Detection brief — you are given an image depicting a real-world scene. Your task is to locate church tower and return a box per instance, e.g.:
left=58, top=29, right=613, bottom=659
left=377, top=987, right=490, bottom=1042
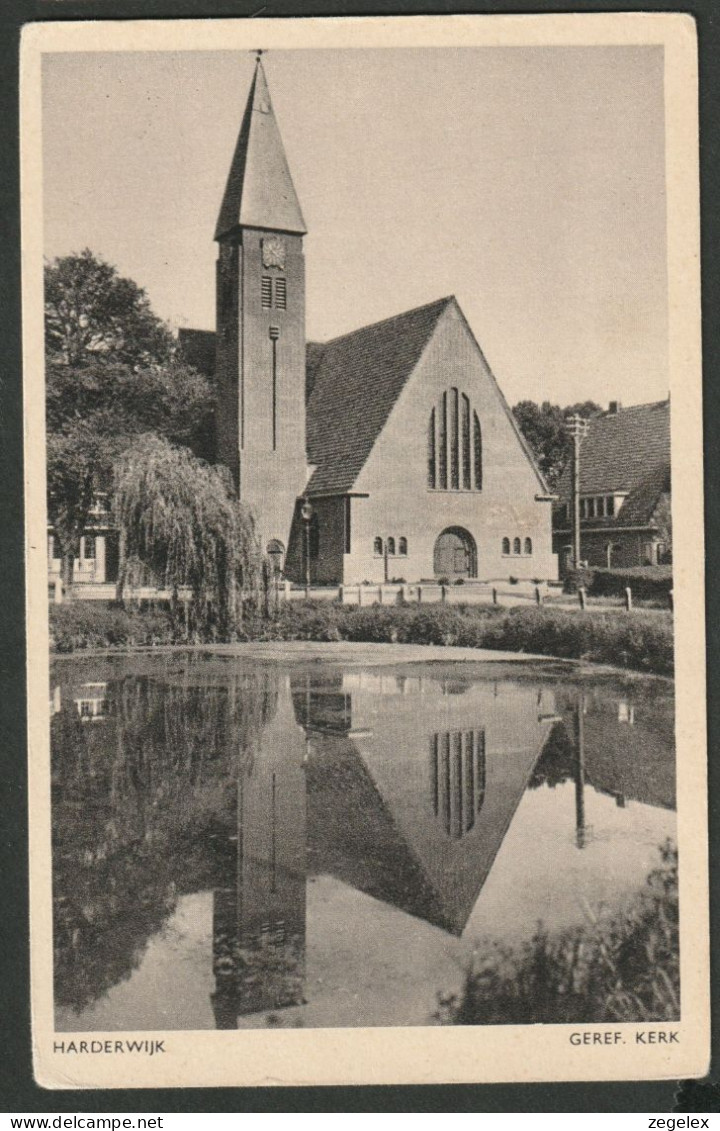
left=215, top=56, right=308, bottom=563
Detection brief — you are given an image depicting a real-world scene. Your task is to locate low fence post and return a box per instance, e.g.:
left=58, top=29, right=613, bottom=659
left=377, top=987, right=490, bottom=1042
left=492, top=586, right=498, bottom=606
left=534, top=585, right=542, bottom=606
left=358, top=585, right=363, bottom=608
left=399, top=584, right=407, bottom=605
left=338, top=584, right=344, bottom=604
left=624, top=586, right=633, bottom=612
left=441, top=584, right=447, bottom=603
left=578, top=586, right=587, bottom=611
left=378, top=585, right=383, bottom=605
left=417, top=586, right=422, bottom=605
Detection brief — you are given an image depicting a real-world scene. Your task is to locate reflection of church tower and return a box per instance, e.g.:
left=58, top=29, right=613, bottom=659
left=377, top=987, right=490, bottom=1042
left=212, top=675, right=307, bottom=1027
left=215, top=56, right=309, bottom=559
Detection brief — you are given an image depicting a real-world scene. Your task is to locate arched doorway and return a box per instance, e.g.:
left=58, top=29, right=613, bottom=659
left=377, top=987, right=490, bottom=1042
left=266, top=539, right=285, bottom=577
left=433, top=527, right=477, bottom=580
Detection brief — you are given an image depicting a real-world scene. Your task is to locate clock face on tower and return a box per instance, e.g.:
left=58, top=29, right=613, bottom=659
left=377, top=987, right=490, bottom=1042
left=262, top=236, right=286, bottom=270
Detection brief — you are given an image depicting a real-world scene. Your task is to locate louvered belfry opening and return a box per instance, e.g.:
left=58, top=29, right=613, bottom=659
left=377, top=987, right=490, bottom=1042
left=427, top=388, right=483, bottom=490
left=431, top=730, right=486, bottom=839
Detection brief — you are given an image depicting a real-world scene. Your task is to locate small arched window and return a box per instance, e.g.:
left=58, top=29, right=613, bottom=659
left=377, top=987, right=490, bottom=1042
left=373, top=537, right=383, bottom=556
left=387, top=537, right=396, bottom=556
left=524, top=537, right=533, bottom=555
left=399, top=537, right=408, bottom=556
left=502, top=537, right=510, bottom=555
left=513, top=537, right=521, bottom=555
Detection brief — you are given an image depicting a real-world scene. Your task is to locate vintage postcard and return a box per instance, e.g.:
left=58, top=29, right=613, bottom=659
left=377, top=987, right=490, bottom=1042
left=22, top=14, right=708, bottom=1089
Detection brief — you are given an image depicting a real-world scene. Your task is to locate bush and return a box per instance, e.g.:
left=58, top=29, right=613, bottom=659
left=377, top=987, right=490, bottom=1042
left=567, top=566, right=672, bottom=602
left=436, top=842, right=678, bottom=1025
left=50, top=601, right=175, bottom=653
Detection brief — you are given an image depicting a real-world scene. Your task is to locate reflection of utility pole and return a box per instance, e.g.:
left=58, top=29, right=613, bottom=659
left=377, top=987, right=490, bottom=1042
left=574, top=691, right=587, bottom=849
left=566, top=415, right=589, bottom=570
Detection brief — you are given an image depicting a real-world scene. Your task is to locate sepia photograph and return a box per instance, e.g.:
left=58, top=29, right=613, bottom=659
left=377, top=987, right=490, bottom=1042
left=22, top=14, right=707, bottom=1088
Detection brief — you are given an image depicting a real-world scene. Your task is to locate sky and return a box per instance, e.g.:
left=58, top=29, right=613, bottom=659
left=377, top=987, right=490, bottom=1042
left=42, top=46, right=668, bottom=408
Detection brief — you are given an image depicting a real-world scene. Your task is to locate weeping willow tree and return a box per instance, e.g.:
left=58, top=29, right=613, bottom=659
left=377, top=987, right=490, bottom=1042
left=114, top=434, right=261, bottom=638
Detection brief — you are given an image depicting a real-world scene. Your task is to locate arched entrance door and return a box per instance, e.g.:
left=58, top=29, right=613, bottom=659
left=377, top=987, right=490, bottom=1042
left=433, top=527, right=477, bottom=580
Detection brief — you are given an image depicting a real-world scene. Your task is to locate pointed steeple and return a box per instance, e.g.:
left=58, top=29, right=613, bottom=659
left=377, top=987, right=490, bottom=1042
left=215, top=57, right=306, bottom=240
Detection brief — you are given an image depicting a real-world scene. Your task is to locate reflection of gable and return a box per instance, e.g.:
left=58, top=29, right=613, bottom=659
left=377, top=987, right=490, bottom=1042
left=306, top=701, right=555, bottom=936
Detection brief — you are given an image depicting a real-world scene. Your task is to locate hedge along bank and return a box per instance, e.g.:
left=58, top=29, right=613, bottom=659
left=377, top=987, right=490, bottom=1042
left=49, top=600, right=674, bottom=676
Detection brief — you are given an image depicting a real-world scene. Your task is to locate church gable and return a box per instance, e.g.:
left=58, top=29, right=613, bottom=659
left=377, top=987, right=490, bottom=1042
left=352, top=298, right=547, bottom=499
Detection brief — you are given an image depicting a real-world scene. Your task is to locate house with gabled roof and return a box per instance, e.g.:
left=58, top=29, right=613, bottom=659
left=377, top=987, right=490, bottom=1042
left=181, top=57, right=557, bottom=585
left=552, top=399, right=671, bottom=573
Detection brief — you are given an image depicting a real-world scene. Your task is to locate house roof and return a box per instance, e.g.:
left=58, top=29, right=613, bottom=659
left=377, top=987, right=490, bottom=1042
left=556, top=400, right=670, bottom=504
left=215, top=58, right=306, bottom=240
left=304, top=296, right=453, bottom=495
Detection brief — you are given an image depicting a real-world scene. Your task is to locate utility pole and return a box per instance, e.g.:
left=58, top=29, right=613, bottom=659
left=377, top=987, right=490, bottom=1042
left=565, top=415, right=589, bottom=571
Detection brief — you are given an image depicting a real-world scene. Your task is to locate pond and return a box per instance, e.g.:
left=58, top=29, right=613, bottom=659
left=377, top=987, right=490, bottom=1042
left=50, top=651, right=676, bottom=1031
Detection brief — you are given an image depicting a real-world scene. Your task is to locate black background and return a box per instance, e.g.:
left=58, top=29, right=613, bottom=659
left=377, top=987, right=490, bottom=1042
left=1, top=0, right=717, bottom=1112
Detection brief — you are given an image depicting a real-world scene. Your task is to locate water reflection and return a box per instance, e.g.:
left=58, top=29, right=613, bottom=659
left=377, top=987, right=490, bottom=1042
left=51, top=657, right=675, bottom=1030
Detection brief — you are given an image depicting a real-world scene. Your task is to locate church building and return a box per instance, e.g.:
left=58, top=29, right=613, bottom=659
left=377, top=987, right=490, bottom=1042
left=182, top=58, right=557, bottom=586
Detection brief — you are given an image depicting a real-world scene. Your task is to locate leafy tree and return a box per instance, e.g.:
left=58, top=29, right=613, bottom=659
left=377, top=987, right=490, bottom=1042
left=45, top=249, right=174, bottom=367
left=45, top=252, right=214, bottom=587
left=512, top=399, right=602, bottom=490
left=114, top=434, right=260, bottom=636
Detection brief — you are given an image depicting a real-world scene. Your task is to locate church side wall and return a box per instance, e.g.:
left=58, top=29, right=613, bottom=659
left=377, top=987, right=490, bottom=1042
left=341, top=304, right=557, bottom=585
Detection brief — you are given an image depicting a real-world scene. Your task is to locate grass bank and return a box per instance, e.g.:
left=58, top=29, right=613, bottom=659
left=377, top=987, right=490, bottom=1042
left=50, top=599, right=674, bottom=675
left=436, top=842, right=678, bottom=1025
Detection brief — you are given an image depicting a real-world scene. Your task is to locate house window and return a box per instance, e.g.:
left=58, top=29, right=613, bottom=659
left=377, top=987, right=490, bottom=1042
left=606, top=496, right=615, bottom=516
left=386, top=537, right=396, bottom=556
left=47, top=535, right=54, bottom=560
left=275, top=278, right=287, bottom=310
left=82, top=536, right=96, bottom=560
left=373, top=537, right=383, bottom=556
left=261, top=276, right=272, bottom=308
left=524, top=537, right=533, bottom=555
left=427, top=391, right=482, bottom=491
left=502, top=537, right=510, bottom=555
left=399, top=537, right=408, bottom=556
left=513, top=537, right=521, bottom=555
left=580, top=499, right=587, bottom=519
left=596, top=496, right=605, bottom=518
left=587, top=498, right=596, bottom=519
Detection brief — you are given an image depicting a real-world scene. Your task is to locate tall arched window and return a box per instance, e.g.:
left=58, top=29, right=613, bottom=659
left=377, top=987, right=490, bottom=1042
left=399, top=537, right=408, bottom=556
left=373, top=537, right=383, bottom=556
left=473, top=412, right=482, bottom=490
left=427, top=408, right=436, bottom=488
left=386, top=537, right=396, bottom=556
left=427, top=389, right=483, bottom=492
left=513, top=537, right=521, bottom=555
left=524, top=537, right=533, bottom=555
left=502, top=537, right=510, bottom=555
